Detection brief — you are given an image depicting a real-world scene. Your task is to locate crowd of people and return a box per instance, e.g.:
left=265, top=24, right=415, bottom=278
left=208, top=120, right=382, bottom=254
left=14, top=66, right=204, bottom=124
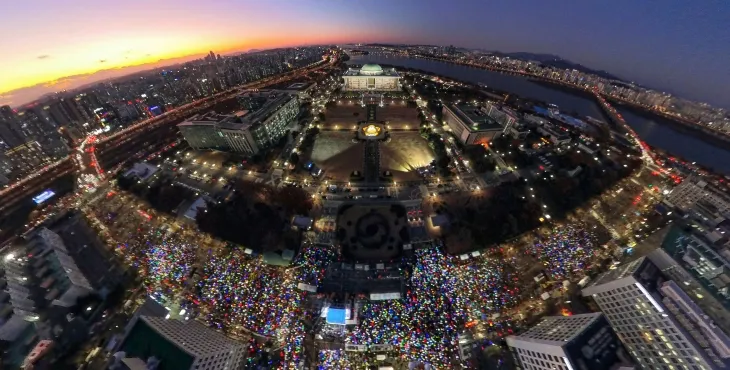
left=318, top=349, right=356, bottom=369
left=115, top=225, right=198, bottom=302
left=345, top=249, right=470, bottom=367
left=84, top=192, right=606, bottom=369
left=527, top=224, right=599, bottom=280
left=195, top=248, right=305, bottom=336
left=459, top=255, right=522, bottom=319
left=317, top=350, right=401, bottom=370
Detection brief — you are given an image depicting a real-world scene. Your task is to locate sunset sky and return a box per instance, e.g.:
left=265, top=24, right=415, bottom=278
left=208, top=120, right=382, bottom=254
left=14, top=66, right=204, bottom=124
left=2, top=0, right=729, bottom=108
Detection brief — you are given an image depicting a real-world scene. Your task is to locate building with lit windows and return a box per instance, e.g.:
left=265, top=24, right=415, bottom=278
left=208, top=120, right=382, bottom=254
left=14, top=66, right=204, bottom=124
left=659, top=224, right=730, bottom=310
left=538, top=124, right=572, bottom=145
left=507, top=313, right=634, bottom=370
left=178, top=90, right=298, bottom=155
left=342, top=64, right=400, bottom=91
left=1, top=141, right=51, bottom=182
left=177, top=114, right=230, bottom=151
left=442, top=103, right=506, bottom=145
left=666, top=178, right=730, bottom=214
left=582, top=254, right=730, bottom=369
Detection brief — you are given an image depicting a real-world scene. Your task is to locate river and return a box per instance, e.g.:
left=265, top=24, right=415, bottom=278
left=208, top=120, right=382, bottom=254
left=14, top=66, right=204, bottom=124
left=346, top=53, right=730, bottom=175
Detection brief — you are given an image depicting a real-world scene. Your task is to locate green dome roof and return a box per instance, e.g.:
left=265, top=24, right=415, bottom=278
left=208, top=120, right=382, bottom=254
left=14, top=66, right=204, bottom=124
left=360, top=64, right=383, bottom=73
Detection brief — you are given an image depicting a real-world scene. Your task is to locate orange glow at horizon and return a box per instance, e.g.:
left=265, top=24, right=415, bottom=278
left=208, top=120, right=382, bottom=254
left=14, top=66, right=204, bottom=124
left=1, top=34, right=329, bottom=95
left=1, top=0, right=396, bottom=107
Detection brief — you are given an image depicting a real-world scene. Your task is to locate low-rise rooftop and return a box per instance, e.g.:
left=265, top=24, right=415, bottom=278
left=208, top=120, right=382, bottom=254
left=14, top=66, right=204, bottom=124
left=179, top=91, right=296, bottom=131
left=447, top=103, right=504, bottom=131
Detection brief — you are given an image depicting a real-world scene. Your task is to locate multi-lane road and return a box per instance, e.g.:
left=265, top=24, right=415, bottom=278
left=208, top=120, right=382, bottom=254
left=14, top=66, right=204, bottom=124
left=0, top=56, right=337, bottom=246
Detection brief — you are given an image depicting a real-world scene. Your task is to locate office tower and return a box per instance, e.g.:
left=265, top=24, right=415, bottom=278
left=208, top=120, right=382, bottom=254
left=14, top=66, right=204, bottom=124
left=47, top=100, right=73, bottom=127
left=582, top=255, right=730, bottom=369
left=117, top=316, right=246, bottom=370
left=17, top=108, right=68, bottom=158
left=26, top=214, right=124, bottom=301
left=506, top=313, right=634, bottom=370
left=442, top=103, right=505, bottom=145
left=2, top=141, right=50, bottom=180
left=0, top=105, right=26, bottom=150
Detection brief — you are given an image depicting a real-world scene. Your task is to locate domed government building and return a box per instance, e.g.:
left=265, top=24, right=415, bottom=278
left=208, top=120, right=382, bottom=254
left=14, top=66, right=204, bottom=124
left=342, top=63, right=401, bottom=91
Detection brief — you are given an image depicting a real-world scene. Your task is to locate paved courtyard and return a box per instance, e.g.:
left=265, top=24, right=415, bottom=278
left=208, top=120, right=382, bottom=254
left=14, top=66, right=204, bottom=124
left=381, top=132, right=435, bottom=181
left=308, top=131, right=363, bottom=180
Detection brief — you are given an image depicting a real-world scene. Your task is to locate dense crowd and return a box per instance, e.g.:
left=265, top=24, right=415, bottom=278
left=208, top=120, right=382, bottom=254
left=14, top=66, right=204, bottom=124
left=346, top=249, right=470, bottom=367
left=88, top=195, right=604, bottom=368
left=460, top=255, right=522, bottom=319
left=196, top=249, right=304, bottom=336
left=527, top=224, right=599, bottom=280
left=116, top=226, right=197, bottom=301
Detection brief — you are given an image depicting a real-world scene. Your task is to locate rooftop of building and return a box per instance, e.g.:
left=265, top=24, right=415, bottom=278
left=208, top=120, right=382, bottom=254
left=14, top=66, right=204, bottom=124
left=344, top=63, right=400, bottom=77
left=286, top=82, right=313, bottom=90
left=178, top=90, right=296, bottom=131
left=511, top=313, right=603, bottom=345
left=120, top=317, right=195, bottom=370
left=587, top=256, right=647, bottom=288
left=183, top=197, right=207, bottom=220
left=134, top=297, right=169, bottom=318
left=446, top=103, right=504, bottom=131
left=177, top=112, right=230, bottom=127
left=540, top=124, right=571, bottom=138
left=122, top=162, right=159, bottom=181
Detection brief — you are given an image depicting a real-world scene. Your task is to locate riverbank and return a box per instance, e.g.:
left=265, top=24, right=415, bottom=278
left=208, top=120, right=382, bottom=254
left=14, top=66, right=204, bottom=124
left=346, top=53, right=730, bottom=174
left=610, top=100, right=730, bottom=150
left=415, top=54, right=730, bottom=145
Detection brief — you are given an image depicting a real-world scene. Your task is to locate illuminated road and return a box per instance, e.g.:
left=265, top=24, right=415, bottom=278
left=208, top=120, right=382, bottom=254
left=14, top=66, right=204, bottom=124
left=81, top=57, right=334, bottom=181
left=0, top=56, right=336, bottom=239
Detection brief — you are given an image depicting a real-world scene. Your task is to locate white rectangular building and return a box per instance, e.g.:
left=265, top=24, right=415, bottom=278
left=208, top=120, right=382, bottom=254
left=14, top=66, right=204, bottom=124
left=582, top=255, right=730, bottom=369
left=506, top=313, right=633, bottom=370
left=178, top=91, right=298, bottom=155
left=119, top=316, right=246, bottom=370
left=342, top=64, right=401, bottom=91
left=442, top=103, right=504, bottom=145
left=667, top=178, right=730, bottom=214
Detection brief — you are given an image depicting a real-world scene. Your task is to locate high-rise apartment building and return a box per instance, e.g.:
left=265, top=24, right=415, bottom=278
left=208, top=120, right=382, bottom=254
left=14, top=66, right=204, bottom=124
left=0, top=105, right=26, bottom=150
left=582, top=255, right=730, bottom=369
left=506, top=313, right=634, bottom=370
left=1, top=141, right=51, bottom=181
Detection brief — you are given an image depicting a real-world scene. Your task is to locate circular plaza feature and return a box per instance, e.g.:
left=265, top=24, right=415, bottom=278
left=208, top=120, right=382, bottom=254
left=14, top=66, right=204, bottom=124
left=336, top=204, right=409, bottom=262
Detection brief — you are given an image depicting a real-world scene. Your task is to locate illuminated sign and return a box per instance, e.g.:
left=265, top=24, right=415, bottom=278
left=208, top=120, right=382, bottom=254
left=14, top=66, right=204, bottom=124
left=32, top=190, right=55, bottom=204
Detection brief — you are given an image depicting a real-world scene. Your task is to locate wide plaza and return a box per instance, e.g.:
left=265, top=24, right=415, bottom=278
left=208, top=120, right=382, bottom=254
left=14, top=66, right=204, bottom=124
left=302, top=98, right=434, bottom=182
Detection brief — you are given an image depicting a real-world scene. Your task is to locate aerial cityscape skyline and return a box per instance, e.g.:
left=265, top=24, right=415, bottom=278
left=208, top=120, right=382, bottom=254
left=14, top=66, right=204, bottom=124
left=2, top=0, right=729, bottom=108
left=2, top=3, right=730, bottom=369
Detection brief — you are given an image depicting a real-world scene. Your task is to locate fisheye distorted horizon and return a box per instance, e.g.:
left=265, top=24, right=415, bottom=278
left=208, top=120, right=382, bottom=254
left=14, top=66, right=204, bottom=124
left=1, top=0, right=729, bottom=108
